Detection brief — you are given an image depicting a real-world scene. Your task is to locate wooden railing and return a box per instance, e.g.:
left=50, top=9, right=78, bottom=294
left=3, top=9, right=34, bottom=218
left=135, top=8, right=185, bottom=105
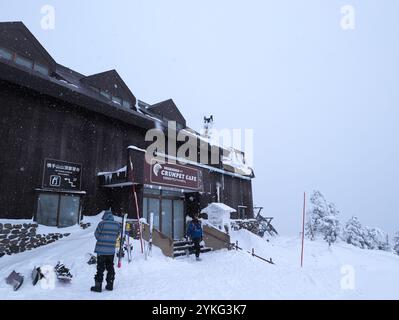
left=141, top=222, right=174, bottom=258
left=203, top=224, right=231, bottom=251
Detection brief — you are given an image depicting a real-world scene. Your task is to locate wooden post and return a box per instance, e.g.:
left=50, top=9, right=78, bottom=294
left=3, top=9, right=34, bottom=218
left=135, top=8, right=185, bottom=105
left=301, top=192, right=306, bottom=268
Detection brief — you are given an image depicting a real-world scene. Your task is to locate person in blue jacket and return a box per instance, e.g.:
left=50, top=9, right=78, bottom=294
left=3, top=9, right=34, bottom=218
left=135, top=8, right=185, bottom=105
left=91, top=210, right=121, bottom=293
left=186, top=215, right=203, bottom=261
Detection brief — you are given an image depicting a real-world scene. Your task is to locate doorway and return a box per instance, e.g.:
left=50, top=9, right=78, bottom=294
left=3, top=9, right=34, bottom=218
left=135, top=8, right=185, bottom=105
left=142, top=188, right=185, bottom=240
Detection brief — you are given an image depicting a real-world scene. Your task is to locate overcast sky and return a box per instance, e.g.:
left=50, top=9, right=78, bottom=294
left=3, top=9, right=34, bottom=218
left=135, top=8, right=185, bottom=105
left=1, top=0, right=398, bottom=236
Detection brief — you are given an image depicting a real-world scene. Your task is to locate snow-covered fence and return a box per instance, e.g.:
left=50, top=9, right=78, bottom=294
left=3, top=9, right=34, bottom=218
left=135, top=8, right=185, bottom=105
left=232, top=241, right=275, bottom=265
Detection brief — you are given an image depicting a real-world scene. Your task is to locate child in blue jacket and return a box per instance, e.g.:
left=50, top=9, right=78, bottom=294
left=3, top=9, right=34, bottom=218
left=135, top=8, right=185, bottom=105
left=186, top=215, right=203, bottom=261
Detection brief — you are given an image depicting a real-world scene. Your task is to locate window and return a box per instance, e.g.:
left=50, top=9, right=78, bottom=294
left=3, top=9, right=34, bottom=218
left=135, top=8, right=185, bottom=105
left=161, top=199, right=173, bottom=237
left=33, top=62, right=49, bottom=76
left=15, top=54, right=34, bottom=69
left=58, top=195, right=80, bottom=227
left=142, top=191, right=185, bottom=240
left=100, top=90, right=111, bottom=99
left=0, top=48, right=51, bottom=77
left=90, top=86, right=100, bottom=93
left=238, top=206, right=247, bottom=219
left=0, top=47, right=12, bottom=60
left=36, top=193, right=81, bottom=227
left=36, top=193, right=59, bottom=226
left=173, top=200, right=185, bottom=240
left=123, top=100, right=132, bottom=109
left=148, top=198, right=160, bottom=231
left=112, top=96, right=122, bottom=105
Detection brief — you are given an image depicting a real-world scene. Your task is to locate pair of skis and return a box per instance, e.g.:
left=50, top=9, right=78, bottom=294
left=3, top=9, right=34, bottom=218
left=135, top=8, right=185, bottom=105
left=117, top=155, right=149, bottom=267
left=147, top=212, right=154, bottom=257
left=117, top=215, right=135, bottom=268
left=117, top=214, right=130, bottom=268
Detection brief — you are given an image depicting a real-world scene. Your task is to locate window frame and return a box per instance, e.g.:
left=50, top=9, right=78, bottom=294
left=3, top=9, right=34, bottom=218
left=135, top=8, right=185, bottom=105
left=0, top=47, right=13, bottom=61
left=33, top=61, right=49, bottom=76
left=14, top=53, right=34, bottom=69
left=35, top=192, right=82, bottom=227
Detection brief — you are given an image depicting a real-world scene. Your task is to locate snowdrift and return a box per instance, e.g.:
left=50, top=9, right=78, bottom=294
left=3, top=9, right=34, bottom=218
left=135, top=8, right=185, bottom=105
left=1, top=214, right=399, bottom=300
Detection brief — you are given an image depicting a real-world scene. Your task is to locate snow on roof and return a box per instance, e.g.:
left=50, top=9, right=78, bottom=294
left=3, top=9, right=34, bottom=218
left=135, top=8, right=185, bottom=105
left=201, top=202, right=237, bottom=213
left=97, top=166, right=127, bottom=177
left=222, top=147, right=254, bottom=177
left=127, top=145, right=146, bottom=153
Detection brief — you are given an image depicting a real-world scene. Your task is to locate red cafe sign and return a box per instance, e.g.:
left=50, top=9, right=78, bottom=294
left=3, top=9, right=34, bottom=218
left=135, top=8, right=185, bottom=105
left=144, top=160, right=203, bottom=191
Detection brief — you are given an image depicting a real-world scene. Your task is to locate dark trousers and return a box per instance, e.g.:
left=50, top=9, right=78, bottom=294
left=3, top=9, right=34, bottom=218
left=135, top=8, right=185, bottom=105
left=192, top=239, right=201, bottom=258
left=94, top=255, right=115, bottom=284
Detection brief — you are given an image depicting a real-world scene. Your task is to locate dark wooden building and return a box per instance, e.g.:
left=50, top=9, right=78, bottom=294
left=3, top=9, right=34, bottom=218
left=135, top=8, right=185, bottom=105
left=0, top=21, right=254, bottom=239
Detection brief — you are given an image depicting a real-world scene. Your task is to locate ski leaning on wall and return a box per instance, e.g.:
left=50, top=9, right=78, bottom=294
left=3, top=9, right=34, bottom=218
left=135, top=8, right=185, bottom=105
left=125, top=222, right=132, bottom=263
left=147, top=212, right=154, bottom=257
left=117, top=214, right=128, bottom=268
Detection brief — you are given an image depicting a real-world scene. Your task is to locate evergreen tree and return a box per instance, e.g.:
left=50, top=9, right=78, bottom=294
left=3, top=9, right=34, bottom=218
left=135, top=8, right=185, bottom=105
left=344, top=216, right=366, bottom=248
left=323, top=203, right=341, bottom=246
left=305, top=191, right=341, bottom=245
left=365, top=227, right=390, bottom=251
left=393, top=232, right=399, bottom=255
left=305, top=191, right=328, bottom=241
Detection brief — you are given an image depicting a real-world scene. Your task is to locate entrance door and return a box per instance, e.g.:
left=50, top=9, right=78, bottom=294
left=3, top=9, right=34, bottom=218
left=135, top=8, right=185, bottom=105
left=161, top=199, right=173, bottom=239
left=148, top=198, right=160, bottom=231
left=143, top=189, right=185, bottom=240
left=173, top=200, right=184, bottom=240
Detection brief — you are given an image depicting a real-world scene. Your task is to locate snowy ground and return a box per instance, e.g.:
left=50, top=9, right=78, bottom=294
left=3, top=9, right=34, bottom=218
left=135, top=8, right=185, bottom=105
left=1, top=214, right=399, bottom=300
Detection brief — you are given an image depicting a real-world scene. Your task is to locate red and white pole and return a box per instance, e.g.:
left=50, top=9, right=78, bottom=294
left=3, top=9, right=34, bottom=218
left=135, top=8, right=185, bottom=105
left=130, top=155, right=144, bottom=254
left=300, top=192, right=306, bottom=268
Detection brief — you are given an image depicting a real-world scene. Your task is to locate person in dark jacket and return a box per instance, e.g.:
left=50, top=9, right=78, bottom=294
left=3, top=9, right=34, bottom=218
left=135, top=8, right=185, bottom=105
left=186, top=215, right=203, bottom=261
left=91, top=210, right=121, bottom=293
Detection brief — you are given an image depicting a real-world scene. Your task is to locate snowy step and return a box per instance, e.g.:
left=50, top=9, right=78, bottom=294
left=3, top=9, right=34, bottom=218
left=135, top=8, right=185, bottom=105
left=173, top=240, right=192, bottom=248
left=173, top=244, right=206, bottom=253
left=173, top=247, right=212, bottom=258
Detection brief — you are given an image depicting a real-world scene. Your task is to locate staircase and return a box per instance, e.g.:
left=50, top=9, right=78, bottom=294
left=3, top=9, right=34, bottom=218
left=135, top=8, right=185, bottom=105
left=173, top=239, right=212, bottom=258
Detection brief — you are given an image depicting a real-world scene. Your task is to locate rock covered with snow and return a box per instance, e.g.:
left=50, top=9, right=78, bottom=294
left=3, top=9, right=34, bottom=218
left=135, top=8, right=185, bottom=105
left=0, top=222, right=70, bottom=257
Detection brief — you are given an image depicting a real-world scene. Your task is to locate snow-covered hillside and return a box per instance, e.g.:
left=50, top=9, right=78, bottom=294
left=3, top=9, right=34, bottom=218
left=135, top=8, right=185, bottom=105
left=1, top=214, right=399, bottom=300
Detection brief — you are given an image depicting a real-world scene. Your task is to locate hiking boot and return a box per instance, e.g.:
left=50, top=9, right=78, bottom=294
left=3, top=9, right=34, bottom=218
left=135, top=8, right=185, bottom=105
left=90, top=282, right=102, bottom=293
left=105, top=281, right=114, bottom=291
left=196, top=257, right=201, bottom=261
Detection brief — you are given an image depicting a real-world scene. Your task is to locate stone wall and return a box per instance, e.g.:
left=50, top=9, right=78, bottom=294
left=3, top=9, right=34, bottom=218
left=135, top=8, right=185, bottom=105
left=0, top=223, right=70, bottom=258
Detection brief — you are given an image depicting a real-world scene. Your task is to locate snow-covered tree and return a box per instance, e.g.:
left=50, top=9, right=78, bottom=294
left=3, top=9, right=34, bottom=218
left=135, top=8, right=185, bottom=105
left=323, top=203, right=341, bottom=246
left=393, top=232, right=399, bottom=255
left=305, top=191, right=341, bottom=245
left=305, top=191, right=327, bottom=241
left=364, top=227, right=390, bottom=251
left=344, top=216, right=367, bottom=248
left=344, top=217, right=391, bottom=251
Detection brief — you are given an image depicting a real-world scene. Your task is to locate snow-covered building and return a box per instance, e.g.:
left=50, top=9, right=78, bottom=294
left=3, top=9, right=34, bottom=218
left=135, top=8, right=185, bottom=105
left=0, top=21, right=255, bottom=239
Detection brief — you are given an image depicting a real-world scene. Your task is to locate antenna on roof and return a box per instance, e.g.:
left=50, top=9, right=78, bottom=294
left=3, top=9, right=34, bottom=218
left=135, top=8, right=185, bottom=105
left=203, top=115, right=214, bottom=139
